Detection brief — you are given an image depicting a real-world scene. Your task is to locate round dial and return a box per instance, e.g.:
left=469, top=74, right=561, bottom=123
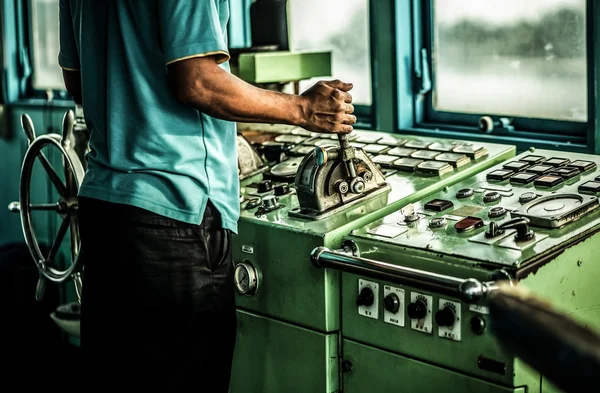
left=234, top=262, right=259, bottom=296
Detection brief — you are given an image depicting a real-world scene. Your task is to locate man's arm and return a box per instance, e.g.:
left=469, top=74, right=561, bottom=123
left=159, top=0, right=355, bottom=134
left=168, top=57, right=356, bottom=134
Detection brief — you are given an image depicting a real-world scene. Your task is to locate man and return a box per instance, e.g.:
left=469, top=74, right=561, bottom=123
left=58, top=1, right=355, bottom=392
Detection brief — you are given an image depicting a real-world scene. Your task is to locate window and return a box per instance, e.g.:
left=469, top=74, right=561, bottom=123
left=288, top=0, right=372, bottom=106
left=421, top=0, right=588, bottom=133
left=30, top=0, right=63, bottom=91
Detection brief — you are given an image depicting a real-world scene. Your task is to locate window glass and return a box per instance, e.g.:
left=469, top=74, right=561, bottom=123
left=31, top=0, right=63, bottom=90
left=433, top=0, right=587, bottom=122
left=288, top=0, right=372, bottom=106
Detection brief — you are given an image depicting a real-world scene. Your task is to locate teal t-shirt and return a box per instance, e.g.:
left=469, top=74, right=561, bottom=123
left=58, top=0, right=240, bottom=233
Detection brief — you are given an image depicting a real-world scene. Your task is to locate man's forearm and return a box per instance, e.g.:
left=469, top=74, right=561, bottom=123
left=174, top=64, right=307, bottom=127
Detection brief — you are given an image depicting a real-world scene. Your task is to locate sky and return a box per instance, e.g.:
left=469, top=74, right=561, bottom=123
left=435, top=0, right=586, bottom=25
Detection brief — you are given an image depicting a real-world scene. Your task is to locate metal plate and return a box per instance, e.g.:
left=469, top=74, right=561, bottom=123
left=497, top=232, right=549, bottom=252
left=511, top=194, right=600, bottom=228
left=372, top=155, right=400, bottom=167
left=356, top=134, right=382, bottom=144
left=411, top=150, right=441, bottom=160
left=387, top=147, right=417, bottom=157
left=416, top=161, right=454, bottom=176
left=451, top=145, right=489, bottom=159
left=290, top=145, right=316, bottom=156
left=270, top=157, right=304, bottom=178
left=435, top=153, right=471, bottom=168
left=450, top=205, right=485, bottom=217
left=367, top=224, right=408, bottom=238
left=378, top=135, right=406, bottom=146
left=274, top=134, right=307, bottom=144
left=313, top=139, right=338, bottom=147
left=363, top=144, right=389, bottom=154
left=468, top=229, right=516, bottom=245
left=405, top=140, right=431, bottom=149
left=428, top=142, right=456, bottom=152
left=392, top=158, right=424, bottom=172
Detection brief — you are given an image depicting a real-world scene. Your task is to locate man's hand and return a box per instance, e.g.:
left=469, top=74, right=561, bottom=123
left=299, top=80, right=356, bottom=134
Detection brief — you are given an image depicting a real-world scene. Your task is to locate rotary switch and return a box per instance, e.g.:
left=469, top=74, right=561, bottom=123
left=483, top=191, right=501, bottom=203
left=261, top=195, right=279, bottom=211
left=383, top=293, right=400, bottom=314
left=356, top=287, right=375, bottom=307
left=407, top=299, right=427, bottom=319
left=435, top=306, right=456, bottom=327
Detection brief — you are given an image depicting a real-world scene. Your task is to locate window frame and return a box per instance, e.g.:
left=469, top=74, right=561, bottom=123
left=17, top=0, right=72, bottom=101
left=229, top=0, right=380, bottom=129
left=398, top=0, right=599, bottom=154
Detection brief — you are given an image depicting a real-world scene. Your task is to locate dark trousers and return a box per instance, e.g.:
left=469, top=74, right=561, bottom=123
left=78, top=197, right=236, bottom=392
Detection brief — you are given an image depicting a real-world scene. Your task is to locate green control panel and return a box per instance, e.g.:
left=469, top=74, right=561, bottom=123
left=230, top=125, right=515, bottom=393
left=338, top=149, right=600, bottom=393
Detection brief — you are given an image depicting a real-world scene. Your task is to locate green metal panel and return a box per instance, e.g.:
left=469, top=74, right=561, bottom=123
left=230, top=310, right=339, bottom=393
left=234, top=130, right=514, bottom=332
left=342, top=339, right=527, bottom=393
left=237, top=51, right=332, bottom=84
left=340, top=148, right=600, bottom=391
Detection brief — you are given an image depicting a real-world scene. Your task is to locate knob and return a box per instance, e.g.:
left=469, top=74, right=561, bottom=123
left=407, top=299, right=427, bottom=319
left=435, top=306, right=456, bottom=327
left=498, top=217, right=535, bottom=242
left=21, top=113, right=37, bottom=143
left=8, top=202, right=20, bottom=213
left=356, top=287, right=374, bottom=307
left=470, top=315, right=486, bottom=335
left=350, top=177, right=366, bottom=194
left=383, top=293, right=400, bottom=314
left=315, top=146, right=328, bottom=166
left=261, top=195, right=278, bottom=210
left=274, top=183, right=290, bottom=196
left=257, top=180, right=273, bottom=193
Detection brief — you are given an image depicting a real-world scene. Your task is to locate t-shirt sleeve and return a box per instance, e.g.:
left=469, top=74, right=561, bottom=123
left=158, top=0, right=230, bottom=66
left=58, top=0, right=80, bottom=71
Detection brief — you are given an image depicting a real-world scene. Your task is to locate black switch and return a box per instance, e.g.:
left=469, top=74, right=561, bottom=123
left=570, top=160, right=597, bottom=173
left=510, top=172, right=538, bottom=185
left=356, top=287, right=375, bottom=307
left=544, top=157, right=571, bottom=167
left=424, top=199, right=454, bottom=212
left=549, top=166, right=580, bottom=179
left=579, top=181, right=600, bottom=195
left=525, top=165, right=553, bottom=175
left=407, top=299, right=428, bottom=319
left=486, top=170, right=513, bottom=181
left=520, top=155, right=546, bottom=164
left=503, top=161, right=530, bottom=172
left=534, top=175, right=564, bottom=188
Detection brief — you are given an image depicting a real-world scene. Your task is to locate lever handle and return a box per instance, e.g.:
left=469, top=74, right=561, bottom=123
left=21, top=113, right=36, bottom=144
left=499, top=217, right=535, bottom=242
left=61, top=110, right=75, bottom=148
left=8, top=202, right=21, bottom=213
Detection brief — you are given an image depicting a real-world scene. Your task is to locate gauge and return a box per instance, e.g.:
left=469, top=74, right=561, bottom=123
left=234, top=262, right=259, bottom=296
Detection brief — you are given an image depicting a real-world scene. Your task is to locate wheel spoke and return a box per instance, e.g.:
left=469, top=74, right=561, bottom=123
left=64, top=156, right=77, bottom=197
left=69, top=215, right=80, bottom=261
left=37, top=152, right=67, bottom=197
left=29, top=203, right=60, bottom=211
left=47, top=217, right=70, bottom=264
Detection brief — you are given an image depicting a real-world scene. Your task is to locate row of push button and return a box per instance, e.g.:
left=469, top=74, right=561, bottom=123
left=487, top=155, right=597, bottom=188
